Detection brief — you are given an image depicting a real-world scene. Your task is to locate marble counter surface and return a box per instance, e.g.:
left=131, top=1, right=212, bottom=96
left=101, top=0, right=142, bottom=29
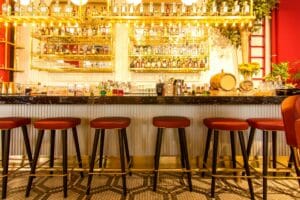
left=0, top=95, right=286, bottom=104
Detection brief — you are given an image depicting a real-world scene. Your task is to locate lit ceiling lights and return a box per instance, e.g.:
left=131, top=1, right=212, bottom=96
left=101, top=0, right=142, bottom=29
left=127, top=0, right=142, bottom=6
left=182, top=0, right=197, bottom=6
left=71, top=0, right=88, bottom=6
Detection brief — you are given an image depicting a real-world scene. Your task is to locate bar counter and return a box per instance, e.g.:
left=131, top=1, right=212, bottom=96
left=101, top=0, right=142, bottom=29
left=0, top=95, right=286, bottom=104
left=0, top=95, right=289, bottom=158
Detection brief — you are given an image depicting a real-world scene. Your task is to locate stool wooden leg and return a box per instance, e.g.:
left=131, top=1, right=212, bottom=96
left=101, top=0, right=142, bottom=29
left=86, top=129, right=100, bottom=195
left=272, top=131, right=277, bottom=176
left=118, top=129, right=127, bottom=196
left=202, top=128, right=212, bottom=177
left=61, top=129, right=68, bottom=198
left=1, top=130, right=5, bottom=168
left=230, top=131, right=237, bottom=175
left=21, top=126, right=33, bottom=169
left=2, top=130, right=10, bottom=199
left=238, top=131, right=254, bottom=200
left=72, top=127, right=83, bottom=178
left=179, top=128, right=192, bottom=191
left=122, top=128, right=132, bottom=175
left=246, top=127, right=256, bottom=159
left=26, top=130, right=45, bottom=197
left=99, top=129, right=105, bottom=168
left=153, top=128, right=163, bottom=191
left=291, top=147, right=300, bottom=186
left=286, top=150, right=293, bottom=176
left=49, top=130, right=55, bottom=175
left=178, top=128, right=186, bottom=170
left=211, top=130, right=219, bottom=198
left=263, top=130, right=269, bottom=200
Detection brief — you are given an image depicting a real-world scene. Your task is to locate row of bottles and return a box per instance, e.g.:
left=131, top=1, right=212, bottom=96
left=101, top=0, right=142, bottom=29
left=131, top=44, right=207, bottom=57
left=33, top=25, right=111, bottom=37
left=40, top=44, right=110, bottom=55
left=130, top=57, right=208, bottom=69
left=2, top=0, right=75, bottom=16
left=133, top=24, right=207, bottom=39
left=111, top=1, right=251, bottom=17
left=2, top=0, right=251, bottom=17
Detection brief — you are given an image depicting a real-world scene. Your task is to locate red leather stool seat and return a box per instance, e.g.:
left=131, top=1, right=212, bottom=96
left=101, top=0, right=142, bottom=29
left=34, top=117, right=81, bottom=129
left=90, top=117, right=130, bottom=129
left=0, top=117, right=31, bottom=129
left=247, top=118, right=284, bottom=131
left=153, top=116, right=190, bottom=128
left=203, top=118, right=249, bottom=130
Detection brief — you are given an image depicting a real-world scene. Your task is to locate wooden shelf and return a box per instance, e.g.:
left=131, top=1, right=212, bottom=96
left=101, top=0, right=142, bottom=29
left=31, top=66, right=113, bottom=73
left=129, top=67, right=206, bottom=73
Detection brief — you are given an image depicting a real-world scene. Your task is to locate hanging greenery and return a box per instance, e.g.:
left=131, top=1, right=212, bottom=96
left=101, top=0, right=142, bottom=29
left=210, top=0, right=279, bottom=47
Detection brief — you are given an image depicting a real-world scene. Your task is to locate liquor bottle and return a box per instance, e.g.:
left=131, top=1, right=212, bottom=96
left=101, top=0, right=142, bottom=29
left=160, top=2, right=165, bottom=16
left=64, top=0, right=73, bottom=16
left=149, top=2, right=153, bottom=16
left=129, top=4, right=134, bottom=15
left=39, top=0, right=49, bottom=16
left=242, top=1, right=250, bottom=15
left=220, top=2, right=228, bottom=15
left=27, top=1, right=35, bottom=15
left=210, top=1, right=217, bottom=16
left=139, top=3, right=143, bottom=15
left=51, top=0, right=61, bottom=16
left=232, top=1, right=240, bottom=15
left=14, top=0, right=21, bottom=16
left=2, top=0, right=11, bottom=16
left=181, top=4, right=186, bottom=16
left=172, top=2, right=177, bottom=16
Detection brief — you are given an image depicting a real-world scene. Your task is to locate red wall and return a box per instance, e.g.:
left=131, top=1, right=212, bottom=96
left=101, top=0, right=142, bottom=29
left=272, top=0, right=300, bottom=63
left=0, top=0, right=10, bottom=82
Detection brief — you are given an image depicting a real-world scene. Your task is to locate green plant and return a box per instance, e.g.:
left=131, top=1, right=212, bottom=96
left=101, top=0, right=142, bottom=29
left=265, top=62, right=289, bottom=83
left=238, top=62, right=260, bottom=77
left=211, top=0, right=279, bottom=47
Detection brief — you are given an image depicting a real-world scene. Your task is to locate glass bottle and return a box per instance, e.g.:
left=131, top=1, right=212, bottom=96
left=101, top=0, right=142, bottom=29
left=64, top=0, right=73, bottom=16
left=172, top=2, right=177, bottom=16
left=51, top=0, right=61, bottom=16
left=139, top=3, right=143, bottom=15
left=149, top=2, right=153, bottom=16
left=210, top=1, right=217, bottom=16
left=39, top=0, right=49, bottom=16
left=2, top=0, right=11, bottom=16
left=220, top=1, right=228, bottom=15
left=242, top=1, right=250, bottom=15
left=26, top=1, right=35, bottom=15
left=232, top=0, right=240, bottom=15
left=14, top=0, right=21, bottom=16
left=160, top=2, right=165, bottom=16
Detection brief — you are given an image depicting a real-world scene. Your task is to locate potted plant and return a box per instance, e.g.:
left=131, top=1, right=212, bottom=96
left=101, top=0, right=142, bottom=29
left=238, top=62, right=261, bottom=80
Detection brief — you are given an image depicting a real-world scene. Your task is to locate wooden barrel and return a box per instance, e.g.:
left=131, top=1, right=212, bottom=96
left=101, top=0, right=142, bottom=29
left=210, top=72, right=236, bottom=91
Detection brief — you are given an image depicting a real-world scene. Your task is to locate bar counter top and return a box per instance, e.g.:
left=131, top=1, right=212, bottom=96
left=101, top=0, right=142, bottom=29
left=0, top=95, right=286, bottom=105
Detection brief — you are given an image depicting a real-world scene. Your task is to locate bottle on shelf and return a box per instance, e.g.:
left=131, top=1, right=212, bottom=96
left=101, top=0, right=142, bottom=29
left=220, top=1, right=228, bottom=16
left=148, top=2, right=154, bottom=16
left=14, top=0, right=21, bottom=16
left=51, top=0, right=61, bottom=16
left=232, top=0, right=240, bottom=15
left=64, top=0, right=73, bottom=16
left=1, top=0, right=12, bottom=16
left=160, top=2, right=165, bottom=16
left=39, top=0, right=49, bottom=16
left=210, top=0, right=218, bottom=16
left=26, top=0, right=36, bottom=15
left=242, top=1, right=250, bottom=15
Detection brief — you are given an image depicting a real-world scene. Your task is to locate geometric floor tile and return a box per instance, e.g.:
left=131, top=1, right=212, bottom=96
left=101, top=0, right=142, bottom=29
left=1, top=172, right=300, bottom=200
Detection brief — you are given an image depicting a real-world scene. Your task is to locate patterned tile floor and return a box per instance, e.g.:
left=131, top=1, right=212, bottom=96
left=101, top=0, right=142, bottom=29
left=3, top=172, right=300, bottom=200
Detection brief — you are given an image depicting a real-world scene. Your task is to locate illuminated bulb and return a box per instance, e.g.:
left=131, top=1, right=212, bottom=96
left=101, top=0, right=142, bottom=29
left=4, top=22, right=8, bottom=27
left=13, top=22, right=17, bottom=26
left=248, top=22, right=253, bottom=27
left=71, top=0, right=88, bottom=6
left=240, top=22, right=244, bottom=27
left=215, top=23, right=219, bottom=27
left=232, top=23, right=236, bottom=27
left=182, top=0, right=197, bottom=6
left=127, top=0, right=142, bottom=6
left=205, top=23, right=209, bottom=27
left=31, top=22, right=35, bottom=27
left=58, top=22, right=62, bottom=27
left=41, top=23, right=45, bottom=27
left=50, top=22, right=54, bottom=27
left=22, top=22, right=27, bottom=27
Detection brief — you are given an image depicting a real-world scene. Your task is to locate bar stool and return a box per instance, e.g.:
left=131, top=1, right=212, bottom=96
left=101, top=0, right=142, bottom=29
left=152, top=116, right=192, bottom=191
left=0, top=117, right=32, bottom=199
left=25, top=117, right=83, bottom=198
left=202, top=117, right=254, bottom=200
left=86, top=117, right=131, bottom=196
left=246, top=118, right=300, bottom=200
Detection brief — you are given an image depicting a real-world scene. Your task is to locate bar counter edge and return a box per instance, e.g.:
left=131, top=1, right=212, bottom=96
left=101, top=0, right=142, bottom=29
left=0, top=95, right=287, bottom=104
